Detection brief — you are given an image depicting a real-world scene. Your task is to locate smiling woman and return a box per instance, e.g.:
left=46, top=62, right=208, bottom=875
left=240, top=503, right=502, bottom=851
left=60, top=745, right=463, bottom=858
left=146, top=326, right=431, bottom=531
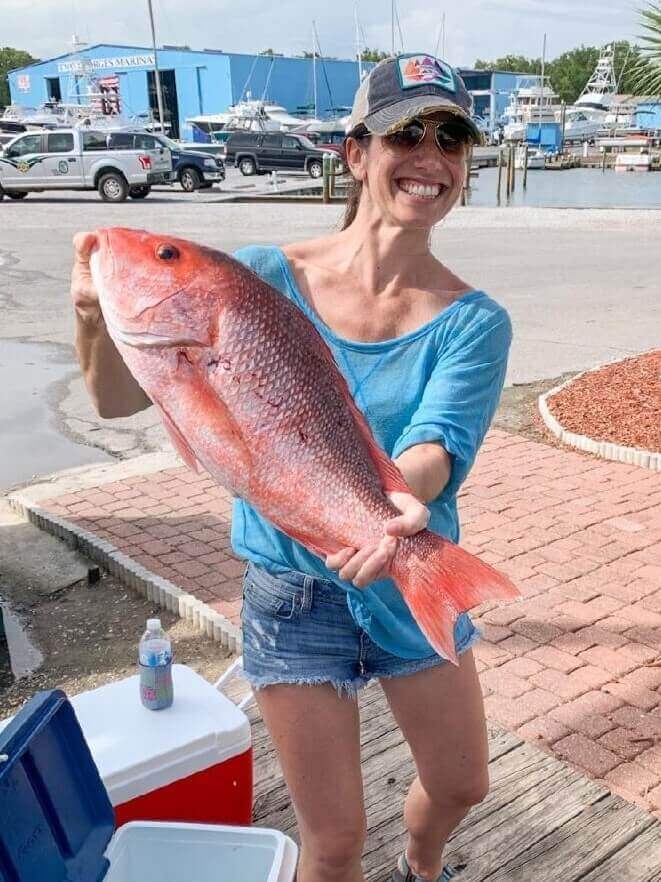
left=70, top=52, right=511, bottom=882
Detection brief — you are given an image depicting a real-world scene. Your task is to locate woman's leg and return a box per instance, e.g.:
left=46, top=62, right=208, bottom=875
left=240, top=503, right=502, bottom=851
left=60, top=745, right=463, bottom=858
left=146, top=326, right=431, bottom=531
left=380, top=650, right=489, bottom=881
left=255, top=682, right=367, bottom=882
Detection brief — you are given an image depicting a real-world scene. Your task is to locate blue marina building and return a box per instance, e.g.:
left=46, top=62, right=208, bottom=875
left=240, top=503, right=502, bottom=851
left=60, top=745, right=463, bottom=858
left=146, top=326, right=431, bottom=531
left=457, top=69, right=523, bottom=133
left=7, top=44, right=371, bottom=139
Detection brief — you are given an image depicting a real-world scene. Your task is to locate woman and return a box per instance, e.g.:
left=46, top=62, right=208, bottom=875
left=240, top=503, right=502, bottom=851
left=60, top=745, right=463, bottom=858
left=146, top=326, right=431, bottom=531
left=71, top=54, right=511, bottom=882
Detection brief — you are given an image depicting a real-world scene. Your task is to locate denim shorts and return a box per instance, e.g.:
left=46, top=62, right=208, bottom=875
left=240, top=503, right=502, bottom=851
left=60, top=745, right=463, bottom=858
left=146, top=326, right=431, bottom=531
left=240, top=562, right=480, bottom=698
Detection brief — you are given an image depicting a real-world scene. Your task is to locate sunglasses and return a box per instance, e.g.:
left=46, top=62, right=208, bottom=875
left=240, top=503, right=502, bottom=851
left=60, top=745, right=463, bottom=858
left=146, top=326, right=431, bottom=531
left=355, top=118, right=471, bottom=162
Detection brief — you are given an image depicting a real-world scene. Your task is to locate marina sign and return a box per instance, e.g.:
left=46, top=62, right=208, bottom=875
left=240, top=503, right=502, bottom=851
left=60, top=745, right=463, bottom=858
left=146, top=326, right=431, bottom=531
left=57, top=55, right=155, bottom=73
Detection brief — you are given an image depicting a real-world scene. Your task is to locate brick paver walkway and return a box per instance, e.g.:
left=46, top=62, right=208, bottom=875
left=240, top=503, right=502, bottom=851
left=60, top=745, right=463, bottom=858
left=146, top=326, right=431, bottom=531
left=36, top=429, right=661, bottom=817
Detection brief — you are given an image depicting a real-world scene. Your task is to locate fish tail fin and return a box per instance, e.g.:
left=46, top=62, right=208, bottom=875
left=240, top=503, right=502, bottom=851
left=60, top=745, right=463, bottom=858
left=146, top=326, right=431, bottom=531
left=391, top=531, right=520, bottom=665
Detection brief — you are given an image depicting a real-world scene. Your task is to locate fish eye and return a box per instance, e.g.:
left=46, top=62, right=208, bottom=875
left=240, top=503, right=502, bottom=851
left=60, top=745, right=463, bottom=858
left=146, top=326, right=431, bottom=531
left=156, top=244, right=179, bottom=260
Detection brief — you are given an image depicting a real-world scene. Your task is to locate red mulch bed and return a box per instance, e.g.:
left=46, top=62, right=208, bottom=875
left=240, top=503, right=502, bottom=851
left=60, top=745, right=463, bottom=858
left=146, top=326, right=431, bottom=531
left=546, top=351, right=660, bottom=453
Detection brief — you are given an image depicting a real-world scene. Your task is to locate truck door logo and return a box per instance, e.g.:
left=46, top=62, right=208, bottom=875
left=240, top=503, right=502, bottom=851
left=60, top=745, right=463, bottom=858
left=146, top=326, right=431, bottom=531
left=1, top=156, right=46, bottom=173
left=57, top=160, right=69, bottom=174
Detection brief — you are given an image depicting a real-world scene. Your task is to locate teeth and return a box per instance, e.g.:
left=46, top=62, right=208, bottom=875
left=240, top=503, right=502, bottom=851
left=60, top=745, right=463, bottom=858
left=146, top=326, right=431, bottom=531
left=399, top=181, right=442, bottom=198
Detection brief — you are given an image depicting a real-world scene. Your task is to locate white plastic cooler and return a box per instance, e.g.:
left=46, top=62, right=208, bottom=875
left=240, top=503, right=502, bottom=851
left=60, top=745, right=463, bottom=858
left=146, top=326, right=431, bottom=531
left=0, top=687, right=298, bottom=882
left=70, top=663, right=253, bottom=826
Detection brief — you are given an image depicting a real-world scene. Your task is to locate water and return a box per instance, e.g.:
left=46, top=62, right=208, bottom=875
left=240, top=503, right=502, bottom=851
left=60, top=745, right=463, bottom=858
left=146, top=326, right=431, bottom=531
left=468, top=167, right=661, bottom=209
left=0, top=340, right=110, bottom=491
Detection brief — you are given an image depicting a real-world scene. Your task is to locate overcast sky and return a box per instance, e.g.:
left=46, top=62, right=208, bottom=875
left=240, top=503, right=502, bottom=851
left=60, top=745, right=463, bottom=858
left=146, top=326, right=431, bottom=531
left=5, top=0, right=642, bottom=67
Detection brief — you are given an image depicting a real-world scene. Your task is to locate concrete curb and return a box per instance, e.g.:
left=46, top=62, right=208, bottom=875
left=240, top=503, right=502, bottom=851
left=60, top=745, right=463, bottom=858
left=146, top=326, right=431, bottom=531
left=7, top=491, right=243, bottom=654
left=12, top=450, right=182, bottom=506
left=538, top=358, right=660, bottom=471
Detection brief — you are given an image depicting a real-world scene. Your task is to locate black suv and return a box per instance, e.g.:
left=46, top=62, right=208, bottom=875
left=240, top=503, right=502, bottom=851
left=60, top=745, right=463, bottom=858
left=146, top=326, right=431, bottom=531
left=107, top=131, right=225, bottom=191
left=224, top=131, right=331, bottom=178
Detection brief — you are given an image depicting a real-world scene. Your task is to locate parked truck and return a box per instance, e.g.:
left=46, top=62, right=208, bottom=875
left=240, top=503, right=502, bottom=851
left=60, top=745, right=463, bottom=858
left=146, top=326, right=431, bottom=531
left=0, top=127, right=173, bottom=202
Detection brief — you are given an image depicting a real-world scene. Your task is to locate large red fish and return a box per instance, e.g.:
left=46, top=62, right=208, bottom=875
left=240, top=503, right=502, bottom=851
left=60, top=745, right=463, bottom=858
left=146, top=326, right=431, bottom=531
left=90, top=228, right=518, bottom=663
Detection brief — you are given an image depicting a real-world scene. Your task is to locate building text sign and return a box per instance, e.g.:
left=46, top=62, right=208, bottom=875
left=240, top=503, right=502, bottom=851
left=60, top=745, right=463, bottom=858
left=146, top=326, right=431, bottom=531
left=57, top=54, right=156, bottom=73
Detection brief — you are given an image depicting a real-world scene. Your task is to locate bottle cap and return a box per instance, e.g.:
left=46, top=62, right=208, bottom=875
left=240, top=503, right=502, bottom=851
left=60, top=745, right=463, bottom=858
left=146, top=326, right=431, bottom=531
left=146, top=618, right=162, bottom=631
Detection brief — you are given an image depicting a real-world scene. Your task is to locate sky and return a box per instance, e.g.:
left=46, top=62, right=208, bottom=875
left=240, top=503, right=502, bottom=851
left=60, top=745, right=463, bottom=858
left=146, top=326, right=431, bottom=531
left=4, top=0, right=643, bottom=67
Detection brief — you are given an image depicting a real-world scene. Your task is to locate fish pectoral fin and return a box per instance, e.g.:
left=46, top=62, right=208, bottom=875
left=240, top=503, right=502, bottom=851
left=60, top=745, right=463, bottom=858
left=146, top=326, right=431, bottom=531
left=154, top=366, right=252, bottom=492
left=159, top=406, right=202, bottom=473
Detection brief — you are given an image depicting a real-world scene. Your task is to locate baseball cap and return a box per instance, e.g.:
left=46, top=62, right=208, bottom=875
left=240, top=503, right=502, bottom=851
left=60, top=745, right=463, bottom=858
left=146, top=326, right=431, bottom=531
left=346, top=53, right=483, bottom=144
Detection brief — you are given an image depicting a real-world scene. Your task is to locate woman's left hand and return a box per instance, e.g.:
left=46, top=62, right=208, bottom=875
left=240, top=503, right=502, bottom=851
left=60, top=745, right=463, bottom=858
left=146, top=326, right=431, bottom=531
left=325, top=492, right=430, bottom=588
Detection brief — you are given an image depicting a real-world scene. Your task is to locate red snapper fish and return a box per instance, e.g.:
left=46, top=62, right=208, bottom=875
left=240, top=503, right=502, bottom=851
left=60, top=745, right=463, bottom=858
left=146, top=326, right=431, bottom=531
left=90, top=228, right=519, bottom=663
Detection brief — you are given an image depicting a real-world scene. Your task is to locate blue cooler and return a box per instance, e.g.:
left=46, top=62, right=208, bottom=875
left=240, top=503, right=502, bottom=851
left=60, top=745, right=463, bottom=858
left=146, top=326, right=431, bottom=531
left=0, top=690, right=297, bottom=882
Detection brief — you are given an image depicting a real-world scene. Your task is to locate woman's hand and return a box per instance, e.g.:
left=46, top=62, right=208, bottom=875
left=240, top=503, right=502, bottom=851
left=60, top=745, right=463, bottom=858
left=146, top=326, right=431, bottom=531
left=71, top=232, right=102, bottom=325
left=325, top=491, right=430, bottom=588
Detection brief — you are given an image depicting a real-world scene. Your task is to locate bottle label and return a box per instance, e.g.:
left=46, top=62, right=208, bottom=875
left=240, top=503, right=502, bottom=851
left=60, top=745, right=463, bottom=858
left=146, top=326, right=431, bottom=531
left=139, top=660, right=174, bottom=710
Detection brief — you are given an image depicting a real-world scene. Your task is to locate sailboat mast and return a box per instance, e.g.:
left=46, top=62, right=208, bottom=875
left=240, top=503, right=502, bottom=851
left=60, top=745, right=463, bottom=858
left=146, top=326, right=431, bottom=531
left=538, top=32, right=546, bottom=135
left=391, top=0, right=395, bottom=56
left=146, top=0, right=166, bottom=133
left=312, top=21, right=318, bottom=119
left=354, top=3, right=363, bottom=83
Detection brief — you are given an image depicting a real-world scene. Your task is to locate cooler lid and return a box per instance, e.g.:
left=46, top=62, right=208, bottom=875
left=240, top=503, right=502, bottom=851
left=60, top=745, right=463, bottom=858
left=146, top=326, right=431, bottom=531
left=0, top=689, right=115, bottom=882
left=70, top=664, right=252, bottom=805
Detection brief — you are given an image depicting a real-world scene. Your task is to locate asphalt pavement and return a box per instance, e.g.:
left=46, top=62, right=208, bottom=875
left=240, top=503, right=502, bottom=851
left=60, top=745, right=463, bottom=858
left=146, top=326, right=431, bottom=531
left=1, top=171, right=659, bottom=489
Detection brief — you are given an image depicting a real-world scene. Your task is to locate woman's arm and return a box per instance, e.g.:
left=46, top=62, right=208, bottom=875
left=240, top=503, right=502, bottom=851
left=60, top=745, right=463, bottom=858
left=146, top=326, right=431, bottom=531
left=324, top=441, right=448, bottom=587
left=393, top=441, right=451, bottom=504
left=72, top=232, right=152, bottom=419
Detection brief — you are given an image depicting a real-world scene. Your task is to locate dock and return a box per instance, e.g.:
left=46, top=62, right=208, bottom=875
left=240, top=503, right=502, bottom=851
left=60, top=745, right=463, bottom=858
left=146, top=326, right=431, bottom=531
left=235, top=681, right=661, bottom=881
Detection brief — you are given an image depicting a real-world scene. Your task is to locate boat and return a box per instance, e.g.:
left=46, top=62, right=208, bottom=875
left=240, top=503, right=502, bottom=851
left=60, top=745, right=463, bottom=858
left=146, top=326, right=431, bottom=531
left=185, top=99, right=303, bottom=143
left=615, top=152, right=651, bottom=172
left=560, top=45, right=617, bottom=142
left=514, top=145, right=546, bottom=169
left=503, top=76, right=560, bottom=141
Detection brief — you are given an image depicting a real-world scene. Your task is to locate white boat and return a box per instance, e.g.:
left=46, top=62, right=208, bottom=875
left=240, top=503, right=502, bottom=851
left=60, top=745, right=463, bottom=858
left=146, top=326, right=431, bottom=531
left=614, top=152, right=651, bottom=172
left=560, top=45, right=617, bottom=142
left=503, top=76, right=560, bottom=141
left=186, top=99, right=303, bottom=142
left=514, top=145, right=545, bottom=169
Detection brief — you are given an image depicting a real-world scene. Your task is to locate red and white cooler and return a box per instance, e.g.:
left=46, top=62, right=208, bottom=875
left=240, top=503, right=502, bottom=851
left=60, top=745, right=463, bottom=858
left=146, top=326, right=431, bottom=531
left=70, top=663, right=253, bottom=827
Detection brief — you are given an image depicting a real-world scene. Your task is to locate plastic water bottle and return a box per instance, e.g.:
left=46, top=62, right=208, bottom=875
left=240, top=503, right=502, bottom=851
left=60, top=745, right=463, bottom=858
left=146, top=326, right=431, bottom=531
left=138, top=618, right=173, bottom=710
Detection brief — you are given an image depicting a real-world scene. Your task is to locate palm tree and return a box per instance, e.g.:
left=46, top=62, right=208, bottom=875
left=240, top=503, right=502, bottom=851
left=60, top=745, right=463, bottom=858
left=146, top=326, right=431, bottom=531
left=633, top=0, right=661, bottom=94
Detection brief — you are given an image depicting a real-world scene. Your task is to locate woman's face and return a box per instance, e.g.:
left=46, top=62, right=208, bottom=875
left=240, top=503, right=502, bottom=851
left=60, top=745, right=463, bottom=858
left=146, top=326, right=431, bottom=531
left=347, top=112, right=470, bottom=229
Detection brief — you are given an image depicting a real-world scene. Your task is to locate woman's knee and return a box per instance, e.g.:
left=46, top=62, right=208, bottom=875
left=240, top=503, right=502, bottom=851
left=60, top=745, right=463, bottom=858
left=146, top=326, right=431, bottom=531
left=423, top=767, right=490, bottom=809
left=302, top=819, right=367, bottom=870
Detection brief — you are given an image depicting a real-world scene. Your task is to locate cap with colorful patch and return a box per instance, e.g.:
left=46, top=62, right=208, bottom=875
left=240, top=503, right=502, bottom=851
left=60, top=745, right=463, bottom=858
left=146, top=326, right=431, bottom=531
left=347, top=53, right=483, bottom=144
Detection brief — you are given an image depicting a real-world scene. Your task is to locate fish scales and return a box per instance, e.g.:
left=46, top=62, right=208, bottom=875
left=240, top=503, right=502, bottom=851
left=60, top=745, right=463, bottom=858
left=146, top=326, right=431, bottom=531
left=90, top=228, right=519, bottom=662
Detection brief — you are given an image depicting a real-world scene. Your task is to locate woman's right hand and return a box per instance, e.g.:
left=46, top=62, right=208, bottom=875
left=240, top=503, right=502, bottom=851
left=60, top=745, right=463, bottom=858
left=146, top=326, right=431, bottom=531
left=71, top=232, right=102, bottom=325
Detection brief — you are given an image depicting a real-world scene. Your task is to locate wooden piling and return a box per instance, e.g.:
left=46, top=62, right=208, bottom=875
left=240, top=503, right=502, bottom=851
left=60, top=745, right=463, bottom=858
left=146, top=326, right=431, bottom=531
left=522, top=143, right=529, bottom=190
left=496, top=149, right=503, bottom=205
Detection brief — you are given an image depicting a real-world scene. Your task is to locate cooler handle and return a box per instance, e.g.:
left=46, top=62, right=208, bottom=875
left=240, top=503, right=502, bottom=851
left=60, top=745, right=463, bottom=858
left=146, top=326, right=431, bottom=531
left=214, top=655, right=254, bottom=711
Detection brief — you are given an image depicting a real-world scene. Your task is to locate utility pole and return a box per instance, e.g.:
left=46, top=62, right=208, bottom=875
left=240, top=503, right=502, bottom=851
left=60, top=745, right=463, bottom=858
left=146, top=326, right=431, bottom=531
left=147, top=0, right=166, bottom=133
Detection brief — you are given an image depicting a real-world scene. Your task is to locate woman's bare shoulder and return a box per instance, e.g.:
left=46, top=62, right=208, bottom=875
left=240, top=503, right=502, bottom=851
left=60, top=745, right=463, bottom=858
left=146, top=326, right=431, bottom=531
left=282, top=235, right=341, bottom=265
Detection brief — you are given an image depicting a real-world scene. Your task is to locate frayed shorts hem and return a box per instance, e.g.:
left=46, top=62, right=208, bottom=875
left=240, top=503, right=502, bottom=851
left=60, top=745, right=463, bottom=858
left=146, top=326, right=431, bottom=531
left=242, top=629, right=481, bottom=700
left=242, top=671, right=369, bottom=699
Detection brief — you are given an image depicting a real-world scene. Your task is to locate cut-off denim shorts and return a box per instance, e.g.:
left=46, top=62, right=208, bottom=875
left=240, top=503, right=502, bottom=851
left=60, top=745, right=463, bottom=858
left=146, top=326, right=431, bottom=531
left=241, top=561, right=480, bottom=699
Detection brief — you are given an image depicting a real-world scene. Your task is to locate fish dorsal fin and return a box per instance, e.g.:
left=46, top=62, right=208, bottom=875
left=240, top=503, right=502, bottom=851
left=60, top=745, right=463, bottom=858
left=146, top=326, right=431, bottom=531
left=306, top=337, right=414, bottom=498
left=344, top=392, right=414, bottom=496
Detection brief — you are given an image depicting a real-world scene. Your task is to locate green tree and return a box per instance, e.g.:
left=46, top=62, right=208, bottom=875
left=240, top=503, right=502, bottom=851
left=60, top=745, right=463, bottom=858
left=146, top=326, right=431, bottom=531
left=361, top=48, right=389, bottom=62
left=546, top=45, right=601, bottom=103
left=258, top=48, right=283, bottom=57
left=631, top=1, right=661, bottom=94
left=0, top=47, right=39, bottom=108
left=474, top=55, right=540, bottom=74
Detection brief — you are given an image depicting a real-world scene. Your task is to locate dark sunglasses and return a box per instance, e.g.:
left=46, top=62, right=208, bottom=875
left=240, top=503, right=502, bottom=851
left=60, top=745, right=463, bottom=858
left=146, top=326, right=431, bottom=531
left=353, top=118, right=472, bottom=161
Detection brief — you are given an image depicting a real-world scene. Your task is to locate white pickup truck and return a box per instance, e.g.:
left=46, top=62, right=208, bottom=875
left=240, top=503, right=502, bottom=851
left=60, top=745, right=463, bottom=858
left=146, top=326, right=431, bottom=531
left=0, top=127, right=173, bottom=202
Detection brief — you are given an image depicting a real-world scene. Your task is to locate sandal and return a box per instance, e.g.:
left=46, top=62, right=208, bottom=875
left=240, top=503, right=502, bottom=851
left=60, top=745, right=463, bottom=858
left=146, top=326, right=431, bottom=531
left=391, top=851, right=459, bottom=882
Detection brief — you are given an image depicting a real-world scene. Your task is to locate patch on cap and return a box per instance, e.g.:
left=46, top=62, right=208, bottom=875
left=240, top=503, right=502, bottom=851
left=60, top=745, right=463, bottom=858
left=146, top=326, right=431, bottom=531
left=397, top=55, right=456, bottom=92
